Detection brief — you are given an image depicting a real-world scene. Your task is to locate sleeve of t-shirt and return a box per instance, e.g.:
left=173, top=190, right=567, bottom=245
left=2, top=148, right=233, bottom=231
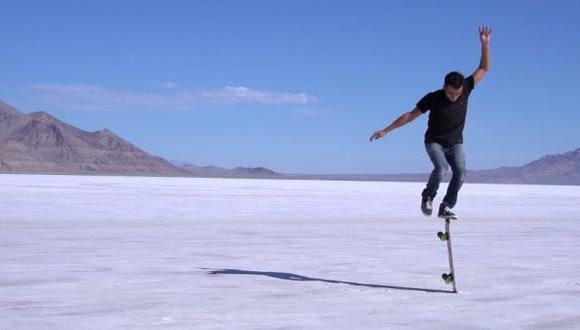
left=416, top=92, right=433, bottom=113
left=465, top=75, right=475, bottom=95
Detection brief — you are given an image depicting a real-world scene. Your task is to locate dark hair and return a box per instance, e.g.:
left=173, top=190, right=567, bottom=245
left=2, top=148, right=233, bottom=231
left=444, top=71, right=465, bottom=89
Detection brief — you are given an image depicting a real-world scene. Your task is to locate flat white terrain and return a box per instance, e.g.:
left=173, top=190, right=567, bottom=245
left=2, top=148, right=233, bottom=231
left=1, top=174, right=579, bottom=329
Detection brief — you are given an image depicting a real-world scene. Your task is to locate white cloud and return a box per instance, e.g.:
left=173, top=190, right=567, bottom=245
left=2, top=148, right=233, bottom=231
left=201, top=86, right=317, bottom=104
left=28, top=84, right=317, bottom=112
left=161, top=81, right=178, bottom=89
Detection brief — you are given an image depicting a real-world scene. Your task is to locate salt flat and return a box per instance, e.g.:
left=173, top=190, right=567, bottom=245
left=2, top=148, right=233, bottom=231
left=1, top=174, right=579, bottom=329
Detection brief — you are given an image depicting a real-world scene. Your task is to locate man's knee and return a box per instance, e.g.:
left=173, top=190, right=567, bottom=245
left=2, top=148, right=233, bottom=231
left=433, top=165, right=448, bottom=178
left=452, top=167, right=466, bottom=180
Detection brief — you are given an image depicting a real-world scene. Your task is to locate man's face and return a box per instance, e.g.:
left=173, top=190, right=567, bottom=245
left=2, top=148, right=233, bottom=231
left=444, top=85, right=463, bottom=102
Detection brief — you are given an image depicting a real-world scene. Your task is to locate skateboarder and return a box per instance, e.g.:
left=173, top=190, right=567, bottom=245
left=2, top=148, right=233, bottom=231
left=370, top=26, right=492, bottom=220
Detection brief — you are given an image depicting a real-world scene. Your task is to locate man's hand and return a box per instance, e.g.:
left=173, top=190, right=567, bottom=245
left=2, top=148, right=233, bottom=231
left=479, top=26, right=492, bottom=44
left=369, top=129, right=387, bottom=142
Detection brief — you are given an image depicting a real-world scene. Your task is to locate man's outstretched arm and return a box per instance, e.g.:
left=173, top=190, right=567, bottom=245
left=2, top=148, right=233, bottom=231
left=473, top=26, right=492, bottom=86
left=369, top=107, right=423, bottom=142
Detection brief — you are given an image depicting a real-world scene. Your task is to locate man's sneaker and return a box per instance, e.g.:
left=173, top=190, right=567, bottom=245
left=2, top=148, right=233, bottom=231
left=438, top=204, right=458, bottom=220
left=421, top=196, right=433, bottom=216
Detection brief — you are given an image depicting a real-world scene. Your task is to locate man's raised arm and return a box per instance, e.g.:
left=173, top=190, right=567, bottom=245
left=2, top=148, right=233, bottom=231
left=472, top=26, right=492, bottom=86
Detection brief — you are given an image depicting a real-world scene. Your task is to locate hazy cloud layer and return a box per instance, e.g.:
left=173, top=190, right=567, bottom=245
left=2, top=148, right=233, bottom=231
left=29, top=84, right=318, bottom=112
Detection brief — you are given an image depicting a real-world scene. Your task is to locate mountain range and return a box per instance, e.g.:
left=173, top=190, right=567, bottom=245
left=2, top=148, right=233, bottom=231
left=287, top=148, right=580, bottom=185
left=466, top=148, right=580, bottom=185
left=1, top=98, right=578, bottom=184
left=0, top=99, right=188, bottom=176
left=0, top=99, right=279, bottom=178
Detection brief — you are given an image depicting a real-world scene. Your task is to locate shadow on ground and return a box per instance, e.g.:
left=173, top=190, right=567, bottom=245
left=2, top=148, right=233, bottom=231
left=203, top=268, right=454, bottom=294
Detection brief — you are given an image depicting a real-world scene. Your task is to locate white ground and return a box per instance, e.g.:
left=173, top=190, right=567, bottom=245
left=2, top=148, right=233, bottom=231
left=1, top=174, right=579, bottom=329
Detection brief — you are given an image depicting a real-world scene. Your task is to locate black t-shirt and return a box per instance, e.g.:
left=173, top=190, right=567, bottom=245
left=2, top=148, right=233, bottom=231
left=416, top=76, right=475, bottom=147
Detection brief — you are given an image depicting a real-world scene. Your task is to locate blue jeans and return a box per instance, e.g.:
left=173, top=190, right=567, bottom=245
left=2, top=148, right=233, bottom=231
left=421, top=143, right=466, bottom=208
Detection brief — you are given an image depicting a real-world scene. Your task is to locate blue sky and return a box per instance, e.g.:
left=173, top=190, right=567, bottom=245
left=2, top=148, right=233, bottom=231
left=1, top=0, right=579, bottom=174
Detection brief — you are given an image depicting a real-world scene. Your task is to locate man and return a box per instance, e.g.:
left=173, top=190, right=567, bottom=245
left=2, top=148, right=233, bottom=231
left=370, top=26, right=492, bottom=220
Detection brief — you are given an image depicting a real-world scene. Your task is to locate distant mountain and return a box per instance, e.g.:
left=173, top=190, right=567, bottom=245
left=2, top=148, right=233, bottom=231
left=180, top=164, right=228, bottom=176
left=467, top=148, right=580, bottom=185
left=231, top=166, right=279, bottom=176
left=0, top=98, right=281, bottom=178
left=284, top=147, right=580, bottom=185
left=180, top=163, right=281, bottom=178
left=0, top=98, right=188, bottom=176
